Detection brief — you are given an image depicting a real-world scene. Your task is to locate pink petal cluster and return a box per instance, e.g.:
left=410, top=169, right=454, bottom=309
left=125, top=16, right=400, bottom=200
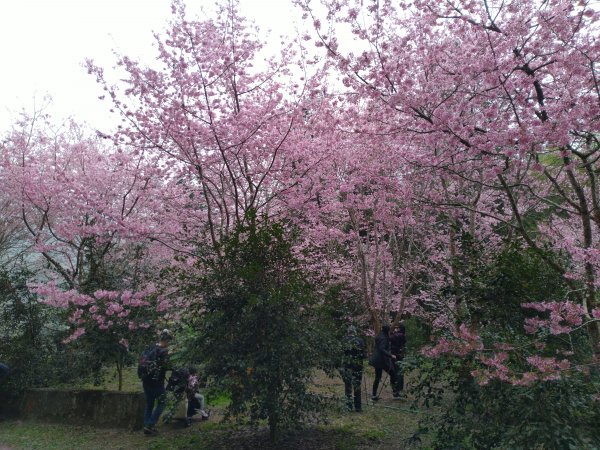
left=522, top=301, right=585, bottom=335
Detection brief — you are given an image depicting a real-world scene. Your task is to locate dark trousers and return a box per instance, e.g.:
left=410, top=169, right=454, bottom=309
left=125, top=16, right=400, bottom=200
left=186, top=393, right=205, bottom=418
left=395, top=360, right=404, bottom=392
left=372, top=365, right=399, bottom=397
left=143, top=383, right=166, bottom=427
left=341, top=367, right=363, bottom=411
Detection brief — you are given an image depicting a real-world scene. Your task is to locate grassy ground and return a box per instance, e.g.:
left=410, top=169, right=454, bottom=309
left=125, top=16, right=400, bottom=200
left=53, top=366, right=142, bottom=393
left=0, top=368, right=432, bottom=450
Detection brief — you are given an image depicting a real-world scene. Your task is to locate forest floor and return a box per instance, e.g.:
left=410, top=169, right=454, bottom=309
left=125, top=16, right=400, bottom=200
left=0, top=368, right=435, bottom=450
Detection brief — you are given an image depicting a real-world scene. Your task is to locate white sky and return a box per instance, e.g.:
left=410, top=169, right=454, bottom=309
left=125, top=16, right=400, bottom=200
left=0, top=0, right=299, bottom=133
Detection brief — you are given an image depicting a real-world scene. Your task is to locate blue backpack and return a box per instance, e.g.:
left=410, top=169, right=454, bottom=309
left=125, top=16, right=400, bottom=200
left=137, top=345, right=161, bottom=381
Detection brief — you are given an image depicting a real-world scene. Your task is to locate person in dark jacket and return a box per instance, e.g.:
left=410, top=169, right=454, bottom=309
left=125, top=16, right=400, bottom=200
left=369, top=324, right=400, bottom=400
left=389, top=323, right=406, bottom=394
left=141, top=329, right=172, bottom=435
left=341, top=325, right=366, bottom=412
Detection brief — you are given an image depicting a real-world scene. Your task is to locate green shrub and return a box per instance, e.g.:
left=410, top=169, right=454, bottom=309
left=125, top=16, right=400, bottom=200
left=408, top=353, right=600, bottom=449
left=180, top=213, right=337, bottom=439
left=0, top=268, right=101, bottom=395
left=407, top=245, right=600, bottom=449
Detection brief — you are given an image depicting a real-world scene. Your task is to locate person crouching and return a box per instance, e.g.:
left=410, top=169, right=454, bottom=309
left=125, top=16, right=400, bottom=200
left=185, top=367, right=210, bottom=427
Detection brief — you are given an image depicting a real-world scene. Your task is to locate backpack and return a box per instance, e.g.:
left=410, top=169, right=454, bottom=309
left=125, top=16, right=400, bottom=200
left=166, top=368, right=189, bottom=394
left=343, top=335, right=365, bottom=367
left=138, top=345, right=161, bottom=381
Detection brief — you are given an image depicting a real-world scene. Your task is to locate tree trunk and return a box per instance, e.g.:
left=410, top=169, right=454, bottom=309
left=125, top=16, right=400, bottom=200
left=267, top=397, right=279, bottom=441
left=116, top=358, right=123, bottom=391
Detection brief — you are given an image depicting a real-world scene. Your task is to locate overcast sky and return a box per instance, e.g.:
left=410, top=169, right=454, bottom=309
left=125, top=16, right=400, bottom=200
left=0, top=0, right=298, bottom=133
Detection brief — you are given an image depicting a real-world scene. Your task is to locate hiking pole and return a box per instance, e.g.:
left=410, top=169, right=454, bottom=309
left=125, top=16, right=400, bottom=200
left=363, top=372, right=369, bottom=406
left=376, top=372, right=389, bottom=399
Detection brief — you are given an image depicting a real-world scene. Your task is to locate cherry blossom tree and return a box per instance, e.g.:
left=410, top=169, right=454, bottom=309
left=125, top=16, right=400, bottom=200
left=299, top=0, right=600, bottom=372
left=284, top=114, right=436, bottom=331
left=0, top=112, right=171, bottom=389
left=87, top=0, right=327, bottom=253
left=5, top=0, right=599, bottom=396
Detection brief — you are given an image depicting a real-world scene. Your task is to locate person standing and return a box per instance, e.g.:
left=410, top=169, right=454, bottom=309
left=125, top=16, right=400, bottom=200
left=341, top=325, right=366, bottom=412
left=390, top=323, right=406, bottom=395
left=138, top=329, right=172, bottom=435
left=369, top=324, right=400, bottom=400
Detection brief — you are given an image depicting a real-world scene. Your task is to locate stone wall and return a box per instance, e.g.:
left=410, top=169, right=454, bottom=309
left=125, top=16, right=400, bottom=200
left=0, top=389, right=146, bottom=430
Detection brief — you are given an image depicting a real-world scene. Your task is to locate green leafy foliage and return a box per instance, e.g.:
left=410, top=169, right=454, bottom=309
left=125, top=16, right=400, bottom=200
left=181, top=213, right=338, bottom=439
left=407, top=245, right=600, bottom=449
left=0, top=268, right=100, bottom=395
left=407, top=353, right=600, bottom=449
left=465, top=244, right=569, bottom=327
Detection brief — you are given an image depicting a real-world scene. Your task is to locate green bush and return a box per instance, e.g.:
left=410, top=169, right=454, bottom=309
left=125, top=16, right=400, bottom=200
left=0, top=268, right=101, bottom=396
left=407, top=353, right=600, bottom=449
left=180, top=213, right=337, bottom=439
left=407, top=245, right=600, bottom=449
